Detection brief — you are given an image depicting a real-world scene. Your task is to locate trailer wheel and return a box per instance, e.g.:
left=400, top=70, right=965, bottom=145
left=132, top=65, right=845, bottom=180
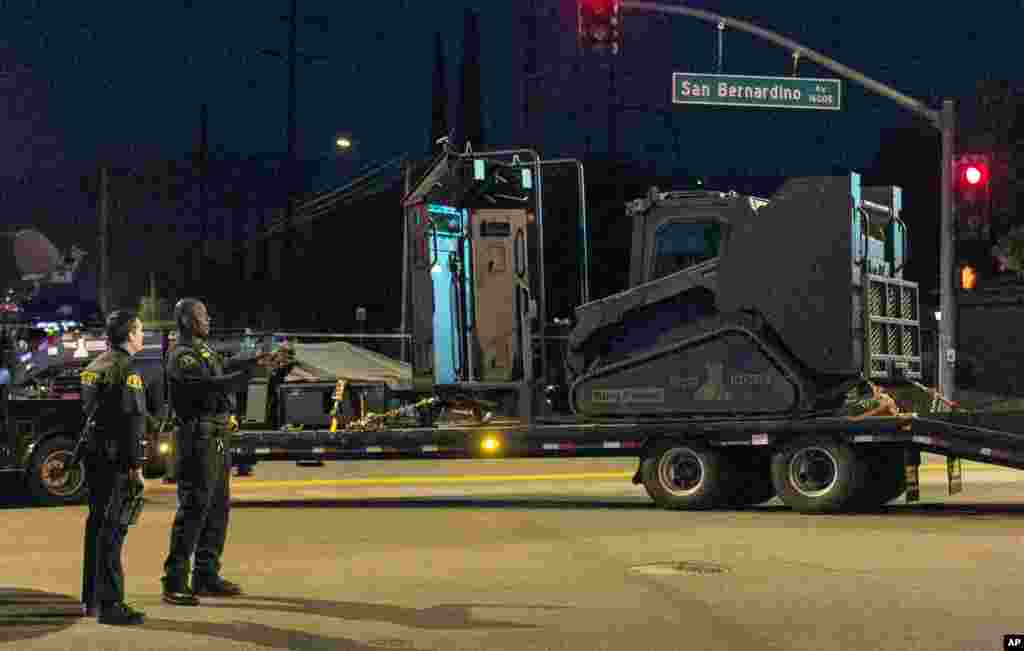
left=640, top=442, right=733, bottom=510
left=26, top=436, right=88, bottom=507
left=723, top=452, right=776, bottom=508
left=771, top=437, right=865, bottom=514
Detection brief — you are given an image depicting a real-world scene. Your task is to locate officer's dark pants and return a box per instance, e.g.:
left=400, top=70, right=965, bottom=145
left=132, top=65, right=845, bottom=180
left=163, top=430, right=178, bottom=482
left=82, top=458, right=128, bottom=608
left=163, top=421, right=231, bottom=586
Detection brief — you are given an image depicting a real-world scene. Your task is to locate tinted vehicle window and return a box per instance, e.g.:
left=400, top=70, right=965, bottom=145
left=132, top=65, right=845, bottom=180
left=651, top=220, right=723, bottom=280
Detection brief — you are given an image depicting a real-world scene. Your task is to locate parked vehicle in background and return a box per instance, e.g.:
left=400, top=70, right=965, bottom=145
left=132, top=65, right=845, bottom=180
left=0, top=329, right=170, bottom=505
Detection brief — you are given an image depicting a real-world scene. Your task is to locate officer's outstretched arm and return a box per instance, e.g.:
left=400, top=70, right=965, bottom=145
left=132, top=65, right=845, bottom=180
left=223, top=351, right=261, bottom=374
left=171, top=350, right=252, bottom=395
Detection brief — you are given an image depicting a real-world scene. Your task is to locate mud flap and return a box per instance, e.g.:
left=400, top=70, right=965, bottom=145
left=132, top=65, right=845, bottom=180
left=947, top=456, right=963, bottom=496
left=631, top=465, right=643, bottom=485
left=904, top=448, right=920, bottom=503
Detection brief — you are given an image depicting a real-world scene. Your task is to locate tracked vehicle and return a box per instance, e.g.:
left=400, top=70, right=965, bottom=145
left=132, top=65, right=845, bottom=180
left=565, top=175, right=919, bottom=421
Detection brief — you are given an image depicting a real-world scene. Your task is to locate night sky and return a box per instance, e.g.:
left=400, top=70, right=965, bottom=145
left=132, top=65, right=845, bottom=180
left=2, top=1, right=1022, bottom=308
left=3, top=1, right=1019, bottom=175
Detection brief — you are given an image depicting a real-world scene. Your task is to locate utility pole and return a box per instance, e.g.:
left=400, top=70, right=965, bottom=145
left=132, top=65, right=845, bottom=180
left=287, top=0, right=297, bottom=181
left=607, top=61, right=617, bottom=159
left=259, top=1, right=328, bottom=328
left=284, top=0, right=297, bottom=296
left=198, top=103, right=209, bottom=287
left=938, top=100, right=956, bottom=400
left=400, top=161, right=412, bottom=363
left=619, top=1, right=958, bottom=400
left=98, top=166, right=111, bottom=317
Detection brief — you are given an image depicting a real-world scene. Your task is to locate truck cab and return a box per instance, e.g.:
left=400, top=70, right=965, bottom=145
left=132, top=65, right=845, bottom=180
left=0, top=331, right=170, bottom=506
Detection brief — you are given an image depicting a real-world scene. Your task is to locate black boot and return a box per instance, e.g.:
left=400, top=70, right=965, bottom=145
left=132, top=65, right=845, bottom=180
left=192, top=575, right=243, bottom=597
left=161, top=578, right=200, bottom=606
left=98, top=602, right=145, bottom=626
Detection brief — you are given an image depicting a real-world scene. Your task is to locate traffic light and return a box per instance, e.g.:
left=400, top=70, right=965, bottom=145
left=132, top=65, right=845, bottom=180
left=577, top=0, right=621, bottom=55
left=956, top=154, right=990, bottom=198
left=960, top=264, right=977, bottom=290
left=954, top=153, right=992, bottom=240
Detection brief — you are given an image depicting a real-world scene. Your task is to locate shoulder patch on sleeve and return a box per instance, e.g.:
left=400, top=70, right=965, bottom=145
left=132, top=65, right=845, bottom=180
left=80, top=371, right=99, bottom=386
left=126, top=373, right=144, bottom=390
left=179, top=353, right=200, bottom=369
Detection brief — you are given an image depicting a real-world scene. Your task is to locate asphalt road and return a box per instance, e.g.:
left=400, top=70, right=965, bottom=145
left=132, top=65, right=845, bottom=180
left=1, top=457, right=1023, bottom=651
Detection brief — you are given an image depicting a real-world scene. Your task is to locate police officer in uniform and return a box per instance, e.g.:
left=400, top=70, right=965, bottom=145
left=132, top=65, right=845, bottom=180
left=80, top=310, right=147, bottom=625
left=161, top=298, right=285, bottom=606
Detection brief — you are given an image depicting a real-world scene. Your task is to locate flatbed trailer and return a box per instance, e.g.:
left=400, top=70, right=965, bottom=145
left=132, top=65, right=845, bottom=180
left=223, top=410, right=1024, bottom=514
left=208, top=162, right=1024, bottom=515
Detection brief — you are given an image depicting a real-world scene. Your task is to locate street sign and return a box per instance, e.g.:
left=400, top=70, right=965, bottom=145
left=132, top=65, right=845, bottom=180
left=672, top=72, right=842, bottom=111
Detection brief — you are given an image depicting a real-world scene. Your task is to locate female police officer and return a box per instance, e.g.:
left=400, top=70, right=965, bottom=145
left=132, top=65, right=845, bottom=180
left=80, top=310, right=147, bottom=625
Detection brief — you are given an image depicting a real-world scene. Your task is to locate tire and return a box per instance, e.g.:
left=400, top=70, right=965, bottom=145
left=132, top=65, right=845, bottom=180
left=770, top=437, right=866, bottom=514
left=26, top=436, right=88, bottom=507
left=640, top=441, right=734, bottom=510
left=723, top=452, right=776, bottom=508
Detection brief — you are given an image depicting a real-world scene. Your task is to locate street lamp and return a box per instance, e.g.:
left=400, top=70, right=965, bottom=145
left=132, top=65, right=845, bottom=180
left=336, top=136, right=352, bottom=149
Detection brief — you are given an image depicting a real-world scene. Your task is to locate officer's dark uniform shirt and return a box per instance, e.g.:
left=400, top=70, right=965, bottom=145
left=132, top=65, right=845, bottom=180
left=80, top=348, right=146, bottom=472
left=166, top=338, right=256, bottom=421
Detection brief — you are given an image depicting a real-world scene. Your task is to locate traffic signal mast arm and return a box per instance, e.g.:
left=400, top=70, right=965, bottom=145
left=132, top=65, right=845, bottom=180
left=617, top=2, right=938, bottom=125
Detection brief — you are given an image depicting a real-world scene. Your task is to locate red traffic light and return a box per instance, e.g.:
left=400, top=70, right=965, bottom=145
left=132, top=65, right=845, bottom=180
left=962, top=164, right=987, bottom=186
left=577, top=0, right=621, bottom=54
left=956, top=155, right=990, bottom=189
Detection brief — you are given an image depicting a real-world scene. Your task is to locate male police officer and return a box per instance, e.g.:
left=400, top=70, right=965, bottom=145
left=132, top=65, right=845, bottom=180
left=161, top=298, right=285, bottom=606
left=80, top=310, right=147, bottom=625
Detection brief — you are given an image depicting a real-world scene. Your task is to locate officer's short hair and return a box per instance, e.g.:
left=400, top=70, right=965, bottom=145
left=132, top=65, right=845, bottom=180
left=174, top=298, right=202, bottom=332
left=106, top=310, right=140, bottom=347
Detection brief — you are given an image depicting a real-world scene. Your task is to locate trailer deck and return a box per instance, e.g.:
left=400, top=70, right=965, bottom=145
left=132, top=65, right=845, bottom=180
left=226, top=412, right=1024, bottom=472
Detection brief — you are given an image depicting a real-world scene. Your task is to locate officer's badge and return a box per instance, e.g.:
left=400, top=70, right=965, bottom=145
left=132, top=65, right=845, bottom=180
left=126, top=374, right=144, bottom=390
left=80, top=371, right=98, bottom=386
